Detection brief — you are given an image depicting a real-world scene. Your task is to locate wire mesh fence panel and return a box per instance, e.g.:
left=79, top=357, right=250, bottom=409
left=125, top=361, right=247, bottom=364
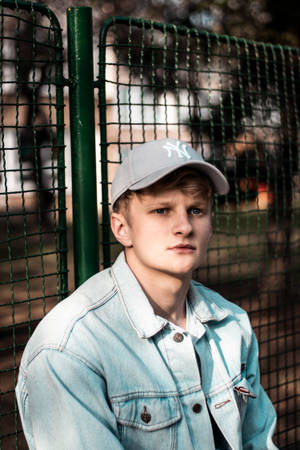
left=0, top=1, right=67, bottom=448
left=98, top=17, right=300, bottom=448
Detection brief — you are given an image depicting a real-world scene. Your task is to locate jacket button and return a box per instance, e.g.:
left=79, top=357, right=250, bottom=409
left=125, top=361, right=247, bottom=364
left=141, top=406, right=151, bottom=423
left=173, top=332, right=184, bottom=342
left=192, top=403, right=202, bottom=413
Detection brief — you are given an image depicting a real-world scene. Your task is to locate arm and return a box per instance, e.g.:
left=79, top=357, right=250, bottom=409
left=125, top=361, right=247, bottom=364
left=242, top=328, right=278, bottom=450
left=17, top=349, right=124, bottom=450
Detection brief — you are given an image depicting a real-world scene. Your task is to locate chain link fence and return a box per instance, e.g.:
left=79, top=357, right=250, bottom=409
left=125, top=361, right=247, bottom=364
left=0, top=3, right=299, bottom=448
left=98, top=17, right=300, bottom=448
left=0, top=1, right=67, bottom=448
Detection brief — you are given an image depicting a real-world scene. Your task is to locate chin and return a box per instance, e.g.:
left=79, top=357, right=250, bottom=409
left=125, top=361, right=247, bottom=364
left=162, top=264, right=196, bottom=278
left=168, top=257, right=201, bottom=273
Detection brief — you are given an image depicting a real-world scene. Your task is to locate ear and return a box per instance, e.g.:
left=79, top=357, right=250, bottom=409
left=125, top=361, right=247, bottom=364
left=110, top=212, right=133, bottom=247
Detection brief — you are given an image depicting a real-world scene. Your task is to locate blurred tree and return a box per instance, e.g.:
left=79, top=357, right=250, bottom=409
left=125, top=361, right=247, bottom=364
left=37, top=0, right=300, bottom=46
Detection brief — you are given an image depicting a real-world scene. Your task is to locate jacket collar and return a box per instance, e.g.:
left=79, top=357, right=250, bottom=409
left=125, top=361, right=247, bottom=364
left=188, top=281, right=229, bottom=323
left=111, top=252, right=228, bottom=339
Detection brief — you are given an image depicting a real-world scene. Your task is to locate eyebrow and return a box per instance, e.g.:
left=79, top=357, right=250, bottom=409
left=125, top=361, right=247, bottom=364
left=143, top=201, right=172, bottom=208
left=143, top=199, right=209, bottom=208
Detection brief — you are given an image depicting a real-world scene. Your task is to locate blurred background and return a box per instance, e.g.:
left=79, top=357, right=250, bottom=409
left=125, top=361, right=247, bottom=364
left=0, top=1, right=299, bottom=449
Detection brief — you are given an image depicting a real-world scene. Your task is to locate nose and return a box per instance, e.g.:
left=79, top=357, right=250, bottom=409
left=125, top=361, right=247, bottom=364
left=172, top=211, right=193, bottom=236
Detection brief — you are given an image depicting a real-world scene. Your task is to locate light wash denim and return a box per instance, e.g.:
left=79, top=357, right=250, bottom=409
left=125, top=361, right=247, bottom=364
left=16, top=252, right=278, bottom=450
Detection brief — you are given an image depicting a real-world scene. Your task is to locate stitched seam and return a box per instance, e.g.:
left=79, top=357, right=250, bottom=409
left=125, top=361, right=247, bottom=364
left=25, top=347, right=105, bottom=377
left=59, top=286, right=117, bottom=349
left=116, top=415, right=180, bottom=431
left=110, top=391, right=179, bottom=401
left=206, top=372, right=242, bottom=398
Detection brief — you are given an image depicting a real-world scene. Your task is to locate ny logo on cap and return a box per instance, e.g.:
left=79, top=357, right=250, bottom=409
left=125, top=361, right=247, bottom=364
left=163, top=140, right=192, bottom=160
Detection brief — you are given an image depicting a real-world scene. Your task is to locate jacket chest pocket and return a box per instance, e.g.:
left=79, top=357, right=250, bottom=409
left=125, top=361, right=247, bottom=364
left=112, top=396, right=181, bottom=450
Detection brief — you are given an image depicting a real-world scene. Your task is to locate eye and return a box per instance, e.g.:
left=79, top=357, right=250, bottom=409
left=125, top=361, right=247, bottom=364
left=189, top=207, right=203, bottom=215
left=154, top=208, right=167, bottom=215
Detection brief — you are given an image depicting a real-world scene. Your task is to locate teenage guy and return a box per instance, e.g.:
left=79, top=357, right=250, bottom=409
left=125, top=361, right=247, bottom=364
left=16, top=139, right=278, bottom=449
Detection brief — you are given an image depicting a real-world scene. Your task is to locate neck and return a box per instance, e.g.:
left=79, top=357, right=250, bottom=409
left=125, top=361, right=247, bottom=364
left=125, top=250, right=191, bottom=328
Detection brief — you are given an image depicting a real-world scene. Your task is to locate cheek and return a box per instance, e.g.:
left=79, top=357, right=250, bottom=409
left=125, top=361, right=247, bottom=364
left=130, top=223, right=155, bottom=246
left=196, top=221, right=213, bottom=245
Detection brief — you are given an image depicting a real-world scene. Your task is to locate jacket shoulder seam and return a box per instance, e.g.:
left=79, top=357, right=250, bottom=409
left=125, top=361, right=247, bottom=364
left=21, top=346, right=105, bottom=379
left=59, top=286, right=117, bottom=349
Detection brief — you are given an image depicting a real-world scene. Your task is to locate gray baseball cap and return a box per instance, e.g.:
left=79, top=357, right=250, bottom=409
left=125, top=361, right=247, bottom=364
left=111, top=139, right=229, bottom=207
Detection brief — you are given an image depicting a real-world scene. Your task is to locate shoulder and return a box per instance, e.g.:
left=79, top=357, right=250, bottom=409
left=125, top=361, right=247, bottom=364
left=21, top=267, right=119, bottom=365
left=193, top=280, right=246, bottom=314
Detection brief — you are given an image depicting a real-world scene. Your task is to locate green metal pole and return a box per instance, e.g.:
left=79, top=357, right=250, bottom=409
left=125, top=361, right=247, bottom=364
left=67, top=6, right=99, bottom=288
left=98, top=21, right=111, bottom=268
left=54, top=14, right=69, bottom=300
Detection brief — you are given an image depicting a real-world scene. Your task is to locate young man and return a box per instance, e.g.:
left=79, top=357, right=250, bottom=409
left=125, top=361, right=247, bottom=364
left=16, top=139, right=277, bottom=449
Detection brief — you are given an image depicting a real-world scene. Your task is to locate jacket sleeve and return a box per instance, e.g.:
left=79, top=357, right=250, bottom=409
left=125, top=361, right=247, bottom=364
left=16, top=349, right=124, bottom=450
left=242, top=326, right=278, bottom=450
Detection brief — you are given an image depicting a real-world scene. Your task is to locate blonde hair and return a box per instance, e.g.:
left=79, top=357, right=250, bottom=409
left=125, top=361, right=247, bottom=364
left=113, top=167, right=213, bottom=213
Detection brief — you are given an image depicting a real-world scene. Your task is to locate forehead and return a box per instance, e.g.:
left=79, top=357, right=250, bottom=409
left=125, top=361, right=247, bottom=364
left=131, top=187, right=210, bottom=207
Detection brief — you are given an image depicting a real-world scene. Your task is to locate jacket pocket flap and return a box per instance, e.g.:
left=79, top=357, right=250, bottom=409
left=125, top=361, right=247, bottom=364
left=113, top=396, right=181, bottom=431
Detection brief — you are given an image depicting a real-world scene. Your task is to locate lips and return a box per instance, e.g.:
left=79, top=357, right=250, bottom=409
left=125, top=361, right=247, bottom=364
left=169, top=244, right=196, bottom=252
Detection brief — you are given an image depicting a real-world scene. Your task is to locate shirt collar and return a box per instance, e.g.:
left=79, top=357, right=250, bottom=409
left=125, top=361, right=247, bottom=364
left=111, top=251, right=228, bottom=339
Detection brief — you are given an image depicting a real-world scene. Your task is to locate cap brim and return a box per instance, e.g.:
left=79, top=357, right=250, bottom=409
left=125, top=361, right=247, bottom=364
left=129, top=160, right=230, bottom=195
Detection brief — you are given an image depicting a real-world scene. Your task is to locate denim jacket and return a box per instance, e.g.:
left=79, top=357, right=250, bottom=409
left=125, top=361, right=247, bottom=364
left=16, top=252, right=277, bottom=449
